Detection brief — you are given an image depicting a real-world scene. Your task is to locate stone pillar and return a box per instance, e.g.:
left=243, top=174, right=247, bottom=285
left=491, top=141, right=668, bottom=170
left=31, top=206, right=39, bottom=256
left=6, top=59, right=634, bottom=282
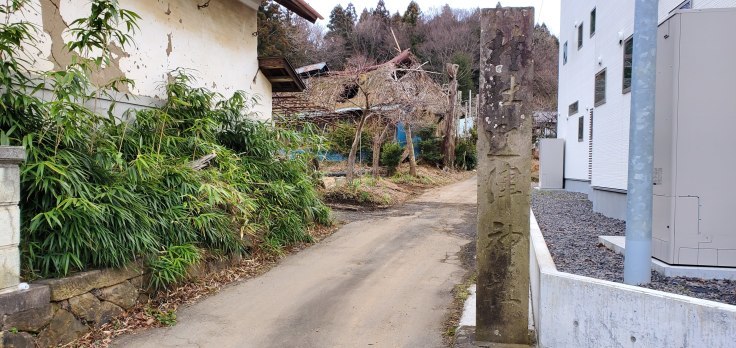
left=476, top=7, right=534, bottom=346
left=0, top=146, right=25, bottom=292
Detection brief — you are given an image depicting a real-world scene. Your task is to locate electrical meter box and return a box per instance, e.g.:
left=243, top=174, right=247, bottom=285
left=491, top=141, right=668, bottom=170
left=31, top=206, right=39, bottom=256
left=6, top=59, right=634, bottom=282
left=652, top=9, right=736, bottom=267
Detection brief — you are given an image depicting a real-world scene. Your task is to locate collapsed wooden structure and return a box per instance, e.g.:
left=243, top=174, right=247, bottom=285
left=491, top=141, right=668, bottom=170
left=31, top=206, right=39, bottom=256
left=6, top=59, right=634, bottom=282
left=273, top=50, right=448, bottom=129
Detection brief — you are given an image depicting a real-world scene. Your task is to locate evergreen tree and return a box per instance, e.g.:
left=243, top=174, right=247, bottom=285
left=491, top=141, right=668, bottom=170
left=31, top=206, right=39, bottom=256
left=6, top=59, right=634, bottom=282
left=391, top=11, right=402, bottom=25
left=345, top=3, right=358, bottom=23
left=359, top=8, right=371, bottom=23
left=257, top=0, right=321, bottom=67
left=372, top=0, right=390, bottom=21
left=328, top=4, right=356, bottom=42
left=452, top=52, right=475, bottom=99
left=402, top=1, right=421, bottom=26
left=258, top=1, right=290, bottom=58
left=326, top=4, right=357, bottom=64
left=327, top=5, right=347, bottom=34
left=402, top=1, right=423, bottom=53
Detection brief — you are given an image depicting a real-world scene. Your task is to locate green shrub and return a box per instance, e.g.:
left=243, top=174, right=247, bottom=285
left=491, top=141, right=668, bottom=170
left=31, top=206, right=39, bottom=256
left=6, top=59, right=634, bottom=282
left=417, top=125, right=443, bottom=167
left=1, top=1, right=330, bottom=278
left=149, top=245, right=200, bottom=290
left=455, top=139, right=477, bottom=170
left=380, top=142, right=403, bottom=175
left=326, top=122, right=371, bottom=160
left=145, top=307, right=177, bottom=326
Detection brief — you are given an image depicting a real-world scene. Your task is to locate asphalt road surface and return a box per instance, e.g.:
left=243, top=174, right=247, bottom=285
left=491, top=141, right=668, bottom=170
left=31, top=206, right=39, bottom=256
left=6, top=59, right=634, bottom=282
left=114, top=176, right=477, bottom=348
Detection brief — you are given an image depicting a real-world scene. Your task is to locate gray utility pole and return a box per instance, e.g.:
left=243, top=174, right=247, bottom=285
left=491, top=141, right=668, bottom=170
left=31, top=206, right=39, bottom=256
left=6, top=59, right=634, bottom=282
left=477, top=6, right=534, bottom=345
left=624, top=0, right=659, bottom=285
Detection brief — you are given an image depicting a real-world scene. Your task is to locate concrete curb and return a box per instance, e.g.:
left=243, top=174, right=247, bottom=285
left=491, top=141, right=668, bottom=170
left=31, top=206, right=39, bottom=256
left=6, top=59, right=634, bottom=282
left=531, top=210, right=736, bottom=347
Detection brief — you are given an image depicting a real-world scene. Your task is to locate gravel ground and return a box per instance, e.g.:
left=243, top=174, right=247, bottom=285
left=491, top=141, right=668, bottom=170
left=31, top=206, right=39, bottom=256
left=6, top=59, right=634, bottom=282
left=532, top=189, right=736, bottom=306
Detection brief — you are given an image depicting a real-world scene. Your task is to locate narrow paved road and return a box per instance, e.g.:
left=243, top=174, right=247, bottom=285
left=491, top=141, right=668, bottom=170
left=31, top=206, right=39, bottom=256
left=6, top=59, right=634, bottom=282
left=115, top=177, right=477, bottom=348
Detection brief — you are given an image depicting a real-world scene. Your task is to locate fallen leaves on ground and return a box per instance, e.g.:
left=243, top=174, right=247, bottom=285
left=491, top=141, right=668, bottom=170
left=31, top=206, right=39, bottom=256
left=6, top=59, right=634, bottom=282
left=68, top=224, right=338, bottom=348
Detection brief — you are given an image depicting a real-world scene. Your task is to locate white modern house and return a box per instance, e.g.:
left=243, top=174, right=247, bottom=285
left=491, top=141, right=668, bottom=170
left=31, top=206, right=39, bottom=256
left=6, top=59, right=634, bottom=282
left=556, top=0, right=736, bottom=268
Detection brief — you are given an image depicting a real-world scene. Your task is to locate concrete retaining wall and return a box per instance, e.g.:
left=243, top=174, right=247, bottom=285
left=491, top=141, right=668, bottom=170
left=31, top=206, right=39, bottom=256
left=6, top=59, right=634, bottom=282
left=530, top=211, right=736, bottom=347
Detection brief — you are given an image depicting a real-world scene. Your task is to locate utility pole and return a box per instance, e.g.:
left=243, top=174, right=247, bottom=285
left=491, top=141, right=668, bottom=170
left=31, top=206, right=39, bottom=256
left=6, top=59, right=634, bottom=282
left=624, top=0, right=659, bottom=285
left=444, top=63, right=459, bottom=169
left=477, top=6, right=534, bottom=345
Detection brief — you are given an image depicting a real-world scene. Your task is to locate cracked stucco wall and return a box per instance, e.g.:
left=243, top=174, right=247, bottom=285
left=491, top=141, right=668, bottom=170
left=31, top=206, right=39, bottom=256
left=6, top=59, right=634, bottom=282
left=12, top=0, right=272, bottom=120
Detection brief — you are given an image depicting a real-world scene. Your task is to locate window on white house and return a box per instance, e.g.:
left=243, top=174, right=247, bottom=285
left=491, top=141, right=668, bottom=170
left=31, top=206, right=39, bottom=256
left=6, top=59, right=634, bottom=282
left=569, top=101, right=579, bottom=116
left=678, top=0, right=692, bottom=10
left=590, top=8, right=596, bottom=36
left=578, top=116, right=584, bottom=142
left=595, top=69, right=606, bottom=106
left=623, top=37, right=633, bottom=93
left=563, top=41, right=568, bottom=64
left=578, top=22, right=584, bottom=49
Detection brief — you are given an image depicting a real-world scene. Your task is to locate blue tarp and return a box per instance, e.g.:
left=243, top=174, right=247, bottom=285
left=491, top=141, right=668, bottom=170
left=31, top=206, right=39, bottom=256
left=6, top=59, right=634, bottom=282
left=396, top=122, right=421, bottom=157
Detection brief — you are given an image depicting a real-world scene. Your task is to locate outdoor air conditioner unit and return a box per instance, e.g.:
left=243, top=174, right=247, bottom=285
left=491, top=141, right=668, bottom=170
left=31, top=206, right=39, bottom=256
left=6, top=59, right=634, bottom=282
left=652, top=9, right=736, bottom=267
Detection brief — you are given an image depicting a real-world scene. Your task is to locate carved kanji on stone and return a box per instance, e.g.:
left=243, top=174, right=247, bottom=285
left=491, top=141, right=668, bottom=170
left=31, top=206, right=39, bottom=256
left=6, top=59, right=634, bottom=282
left=476, top=7, right=534, bottom=345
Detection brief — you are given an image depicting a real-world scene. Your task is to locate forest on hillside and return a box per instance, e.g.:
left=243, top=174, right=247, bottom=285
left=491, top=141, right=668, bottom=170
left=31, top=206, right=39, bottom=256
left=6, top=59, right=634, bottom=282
left=257, top=0, right=559, bottom=112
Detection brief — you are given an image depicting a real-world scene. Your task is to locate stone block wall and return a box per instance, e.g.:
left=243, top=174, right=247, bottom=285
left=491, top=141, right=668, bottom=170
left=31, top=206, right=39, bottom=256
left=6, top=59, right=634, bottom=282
left=0, top=266, right=143, bottom=347
left=0, top=256, right=241, bottom=347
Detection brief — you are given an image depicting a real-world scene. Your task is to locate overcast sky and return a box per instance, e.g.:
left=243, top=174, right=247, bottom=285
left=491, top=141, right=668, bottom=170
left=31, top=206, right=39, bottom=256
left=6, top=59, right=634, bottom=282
left=309, top=0, right=561, bottom=36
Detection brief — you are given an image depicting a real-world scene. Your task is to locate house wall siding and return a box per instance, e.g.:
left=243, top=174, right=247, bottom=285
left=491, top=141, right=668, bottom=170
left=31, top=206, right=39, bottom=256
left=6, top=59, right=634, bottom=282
left=558, top=0, right=736, bottom=191
left=10, top=0, right=272, bottom=120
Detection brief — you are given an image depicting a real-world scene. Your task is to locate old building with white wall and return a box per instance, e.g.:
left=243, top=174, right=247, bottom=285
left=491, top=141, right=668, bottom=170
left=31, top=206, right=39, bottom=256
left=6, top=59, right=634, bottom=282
left=10, top=0, right=320, bottom=120
left=556, top=0, right=736, bottom=220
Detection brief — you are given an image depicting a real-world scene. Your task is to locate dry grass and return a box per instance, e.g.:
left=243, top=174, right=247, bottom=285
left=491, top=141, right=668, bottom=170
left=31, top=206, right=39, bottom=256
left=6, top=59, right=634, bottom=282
left=322, top=163, right=475, bottom=209
left=443, top=273, right=477, bottom=346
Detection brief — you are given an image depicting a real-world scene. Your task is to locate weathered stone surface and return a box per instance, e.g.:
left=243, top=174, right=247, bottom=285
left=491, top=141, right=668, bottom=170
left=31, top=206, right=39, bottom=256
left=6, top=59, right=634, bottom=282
left=36, top=263, right=145, bottom=301
left=0, top=285, right=50, bottom=317
left=67, top=293, right=123, bottom=327
left=95, top=281, right=138, bottom=310
left=36, top=309, right=89, bottom=347
left=186, top=261, right=207, bottom=279
left=95, top=301, right=124, bottom=326
left=0, top=165, right=21, bottom=204
left=206, top=258, right=229, bottom=274
left=0, top=247, right=20, bottom=291
left=68, top=293, right=101, bottom=322
left=1, top=331, right=35, bottom=348
left=3, top=304, right=54, bottom=332
left=477, top=6, right=533, bottom=345
left=136, top=293, right=150, bottom=304
left=322, top=177, right=337, bottom=189
left=0, top=206, right=20, bottom=247
left=0, top=147, right=25, bottom=164
left=129, top=275, right=146, bottom=289
left=36, top=270, right=101, bottom=301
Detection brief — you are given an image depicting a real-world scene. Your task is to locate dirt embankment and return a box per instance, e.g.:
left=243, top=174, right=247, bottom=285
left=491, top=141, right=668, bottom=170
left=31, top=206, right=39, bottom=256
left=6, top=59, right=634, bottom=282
left=321, top=163, right=475, bottom=209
